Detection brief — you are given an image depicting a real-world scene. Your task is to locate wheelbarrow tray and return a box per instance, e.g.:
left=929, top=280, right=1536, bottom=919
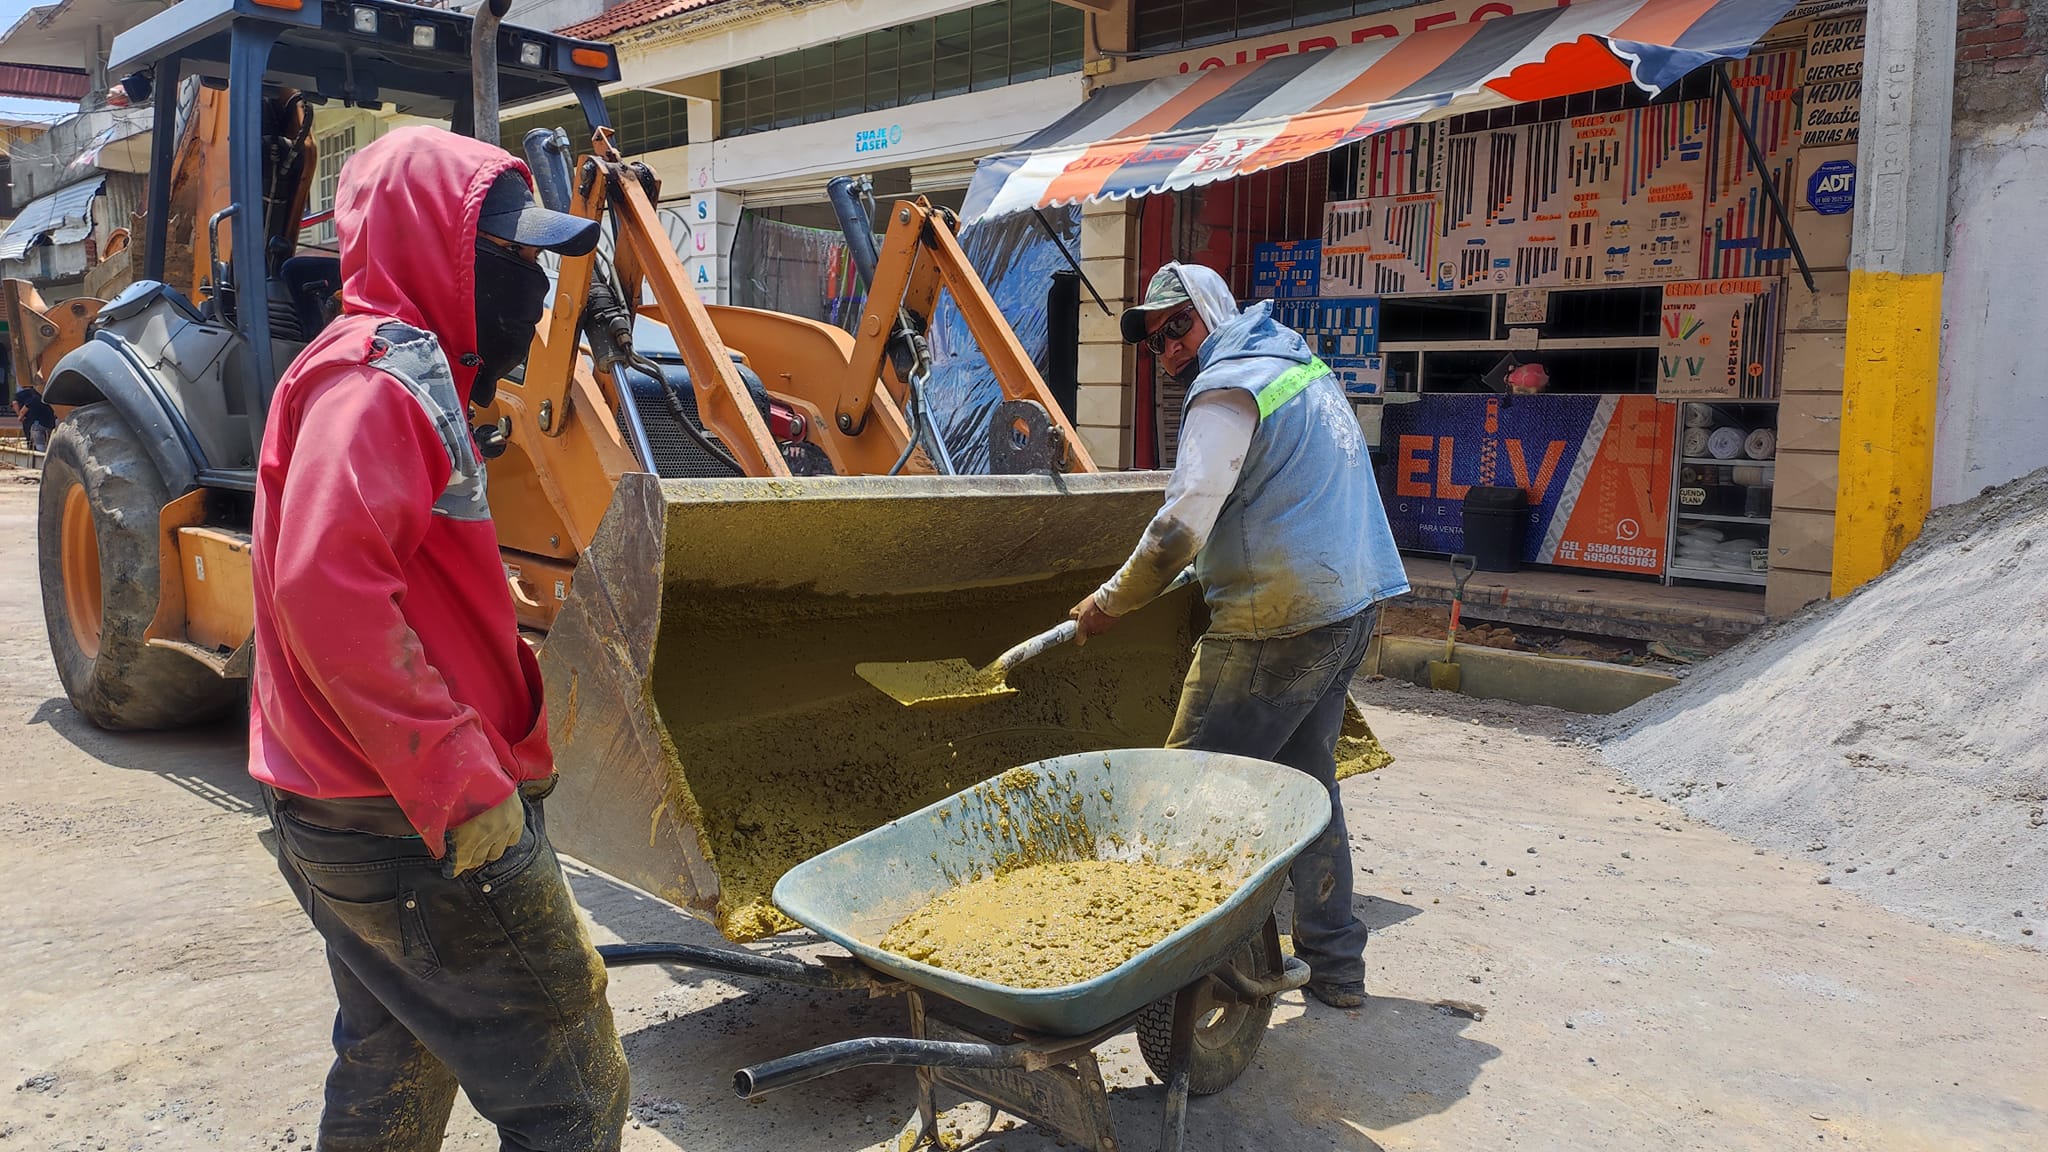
left=772, top=748, right=1331, bottom=1036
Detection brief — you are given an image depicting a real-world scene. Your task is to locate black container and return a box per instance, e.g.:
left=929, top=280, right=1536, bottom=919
left=1462, top=485, right=1528, bottom=572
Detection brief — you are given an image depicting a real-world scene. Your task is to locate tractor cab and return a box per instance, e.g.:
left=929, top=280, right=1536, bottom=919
left=91, top=0, right=618, bottom=476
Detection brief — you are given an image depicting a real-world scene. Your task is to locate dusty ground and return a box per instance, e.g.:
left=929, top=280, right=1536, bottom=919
left=1, top=476, right=2044, bottom=1151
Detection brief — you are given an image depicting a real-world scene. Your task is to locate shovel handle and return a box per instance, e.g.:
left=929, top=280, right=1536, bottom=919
left=992, top=567, right=1198, bottom=677
left=1448, top=553, right=1478, bottom=599
left=993, top=619, right=1081, bottom=675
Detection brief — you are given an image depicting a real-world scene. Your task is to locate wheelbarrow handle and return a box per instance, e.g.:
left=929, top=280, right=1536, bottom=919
left=596, top=942, right=871, bottom=990
left=735, top=1037, right=1024, bottom=1099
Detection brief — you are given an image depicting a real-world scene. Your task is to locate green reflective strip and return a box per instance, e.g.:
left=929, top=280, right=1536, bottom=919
left=1256, top=357, right=1331, bottom=419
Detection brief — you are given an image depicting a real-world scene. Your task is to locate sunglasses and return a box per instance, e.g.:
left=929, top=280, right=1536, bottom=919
left=1145, top=307, right=1197, bottom=355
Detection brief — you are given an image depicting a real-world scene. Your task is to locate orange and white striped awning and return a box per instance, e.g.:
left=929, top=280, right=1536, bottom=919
left=963, top=0, right=1797, bottom=222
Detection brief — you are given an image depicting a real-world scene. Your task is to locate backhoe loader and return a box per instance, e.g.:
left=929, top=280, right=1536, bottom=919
left=17, top=0, right=1202, bottom=938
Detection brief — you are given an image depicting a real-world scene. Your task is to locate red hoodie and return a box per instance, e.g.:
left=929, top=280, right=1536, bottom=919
left=249, top=127, right=551, bottom=856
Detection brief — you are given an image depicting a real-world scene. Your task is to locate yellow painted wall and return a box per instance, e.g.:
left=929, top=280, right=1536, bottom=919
left=1831, top=270, right=1943, bottom=596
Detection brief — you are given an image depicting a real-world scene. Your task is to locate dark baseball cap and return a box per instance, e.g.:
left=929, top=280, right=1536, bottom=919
left=1120, top=264, right=1194, bottom=344
left=477, top=171, right=600, bottom=257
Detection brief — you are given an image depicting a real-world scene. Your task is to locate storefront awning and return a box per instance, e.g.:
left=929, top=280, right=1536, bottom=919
left=0, top=176, right=105, bottom=261
left=963, top=0, right=1797, bottom=223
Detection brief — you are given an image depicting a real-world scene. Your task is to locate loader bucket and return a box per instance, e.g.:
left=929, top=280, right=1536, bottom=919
left=539, top=471, right=1201, bottom=941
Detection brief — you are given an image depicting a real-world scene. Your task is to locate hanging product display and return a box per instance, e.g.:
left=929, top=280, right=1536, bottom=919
left=1703, top=47, right=1804, bottom=279
left=1657, top=278, right=1783, bottom=400
left=1320, top=100, right=1716, bottom=297
left=1251, top=239, right=1322, bottom=298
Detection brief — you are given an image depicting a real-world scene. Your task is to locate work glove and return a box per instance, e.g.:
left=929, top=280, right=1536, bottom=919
left=448, top=791, right=526, bottom=876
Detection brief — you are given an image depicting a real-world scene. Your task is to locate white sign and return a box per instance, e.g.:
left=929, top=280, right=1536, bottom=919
left=712, top=75, right=1084, bottom=189
left=658, top=190, right=739, bottom=304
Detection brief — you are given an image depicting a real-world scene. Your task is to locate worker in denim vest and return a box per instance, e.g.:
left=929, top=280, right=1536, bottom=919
left=1071, top=261, right=1409, bottom=1008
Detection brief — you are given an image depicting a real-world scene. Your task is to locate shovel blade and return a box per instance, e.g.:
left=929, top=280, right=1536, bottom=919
left=854, top=658, right=1018, bottom=709
left=1427, top=659, right=1463, bottom=693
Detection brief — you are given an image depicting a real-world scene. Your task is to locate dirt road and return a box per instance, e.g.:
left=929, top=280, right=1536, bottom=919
left=1, top=478, right=2042, bottom=1151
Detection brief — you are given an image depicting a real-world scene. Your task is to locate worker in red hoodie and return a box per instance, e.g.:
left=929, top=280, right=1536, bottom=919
left=248, top=126, right=627, bottom=1150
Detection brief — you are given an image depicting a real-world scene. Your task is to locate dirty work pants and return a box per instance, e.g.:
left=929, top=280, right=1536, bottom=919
left=263, top=784, right=629, bottom=1152
left=1166, top=606, right=1377, bottom=989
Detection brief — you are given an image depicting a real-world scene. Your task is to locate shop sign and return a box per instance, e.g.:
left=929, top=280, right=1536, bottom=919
left=713, top=75, right=1083, bottom=189
left=1657, top=278, right=1781, bottom=400
left=1800, top=14, right=1863, bottom=147
left=854, top=124, right=904, bottom=155
left=1377, top=393, right=1673, bottom=574
left=1806, top=160, right=1855, bottom=215
left=1119, top=0, right=1571, bottom=82
left=658, top=190, right=737, bottom=301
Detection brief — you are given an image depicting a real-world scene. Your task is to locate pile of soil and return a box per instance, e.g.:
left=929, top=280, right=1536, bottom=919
left=1594, top=469, right=2048, bottom=943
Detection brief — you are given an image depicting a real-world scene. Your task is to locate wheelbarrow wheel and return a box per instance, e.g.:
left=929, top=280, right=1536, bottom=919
left=1135, top=919, right=1283, bottom=1095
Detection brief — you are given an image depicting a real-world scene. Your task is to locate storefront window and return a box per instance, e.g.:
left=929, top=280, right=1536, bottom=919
left=499, top=89, right=691, bottom=156
left=719, top=0, right=1084, bottom=137
left=1134, top=0, right=1421, bottom=53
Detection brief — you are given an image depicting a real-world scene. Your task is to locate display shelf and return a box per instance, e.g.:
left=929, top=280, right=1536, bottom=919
left=1682, top=457, right=1774, bottom=467
left=1676, top=511, right=1771, bottom=524
left=1666, top=563, right=1769, bottom=587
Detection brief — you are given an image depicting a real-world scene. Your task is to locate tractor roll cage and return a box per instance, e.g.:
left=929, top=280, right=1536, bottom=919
left=106, top=0, right=619, bottom=469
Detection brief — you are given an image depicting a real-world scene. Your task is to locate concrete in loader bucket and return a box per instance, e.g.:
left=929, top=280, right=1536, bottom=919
left=540, top=470, right=1201, bottom=940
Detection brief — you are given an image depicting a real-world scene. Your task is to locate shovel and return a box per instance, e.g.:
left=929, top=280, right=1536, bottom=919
left=1427, top=554, right=1478, bottom=692
left=857, top=567, right=1198, bottom=709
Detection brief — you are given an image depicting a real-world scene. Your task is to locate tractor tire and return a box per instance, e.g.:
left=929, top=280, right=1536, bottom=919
left=1135, top=928, right=1280, bottom=1096
left=38, top=403, right=238, bottom=730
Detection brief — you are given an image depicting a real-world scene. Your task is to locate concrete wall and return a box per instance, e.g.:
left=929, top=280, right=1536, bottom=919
left=1935, top=0, right=2048, bottom=506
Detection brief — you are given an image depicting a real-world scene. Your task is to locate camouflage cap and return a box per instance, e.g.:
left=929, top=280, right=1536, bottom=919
left=1119, top=265, right=1193, bottom=344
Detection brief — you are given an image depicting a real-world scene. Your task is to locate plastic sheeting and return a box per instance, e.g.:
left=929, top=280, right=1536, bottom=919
left=728, top=205, right=1083, bottom=474
left=926, top=204, right=1079, bottom=474
left=729, top=214, right=868, bottom=334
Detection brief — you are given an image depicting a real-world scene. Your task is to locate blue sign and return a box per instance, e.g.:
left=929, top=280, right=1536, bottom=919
left=1250, top=240, right=1322, bottom=299
left=1328, top=356, right=1384, bottom=397
left=1807, top=159, right=1855, bottom=216
left=1378, top=394, right=1600, bottom=559
left=855, top=124, right=902, bottom=154
left=1267, top=297, right=1379, bottom=361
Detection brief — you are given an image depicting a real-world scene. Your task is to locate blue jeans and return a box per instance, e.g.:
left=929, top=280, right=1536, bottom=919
left=264, top=786, right=629, bottom=1151
left=1166, top=607, right=1377, bottom=988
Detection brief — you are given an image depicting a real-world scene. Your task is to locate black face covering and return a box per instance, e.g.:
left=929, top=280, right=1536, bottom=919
left=470, top=238, right=551, bottom=407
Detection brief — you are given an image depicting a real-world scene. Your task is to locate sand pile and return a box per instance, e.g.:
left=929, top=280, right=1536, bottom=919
left=1595, top=468, right=2048, bottom=944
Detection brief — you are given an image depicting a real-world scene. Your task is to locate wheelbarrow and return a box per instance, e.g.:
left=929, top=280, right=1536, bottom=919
left=597, top=747, right=1332, bottom=1152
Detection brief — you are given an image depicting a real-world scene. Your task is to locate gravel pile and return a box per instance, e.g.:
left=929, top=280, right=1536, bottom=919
left=1594, top=469, right=2048, bottom=944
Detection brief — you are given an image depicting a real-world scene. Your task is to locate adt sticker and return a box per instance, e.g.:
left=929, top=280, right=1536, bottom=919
left=1807, top=159, right=1855, bottom=216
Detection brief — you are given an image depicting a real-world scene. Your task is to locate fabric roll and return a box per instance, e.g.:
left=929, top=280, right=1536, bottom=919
left=1707, top=426, right=1745, bottom=460
left=1683, top=427, right=1711, bottom=457
left=1744, top=428, right=1777, bottom=460
left=1733, top=465, right=1768, bottom=487
left=1684, top=404, right=1716, bottom=428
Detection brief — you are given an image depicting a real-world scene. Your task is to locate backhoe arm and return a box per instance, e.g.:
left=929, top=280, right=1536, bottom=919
left=835, top=201, right=1095, bottom=474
